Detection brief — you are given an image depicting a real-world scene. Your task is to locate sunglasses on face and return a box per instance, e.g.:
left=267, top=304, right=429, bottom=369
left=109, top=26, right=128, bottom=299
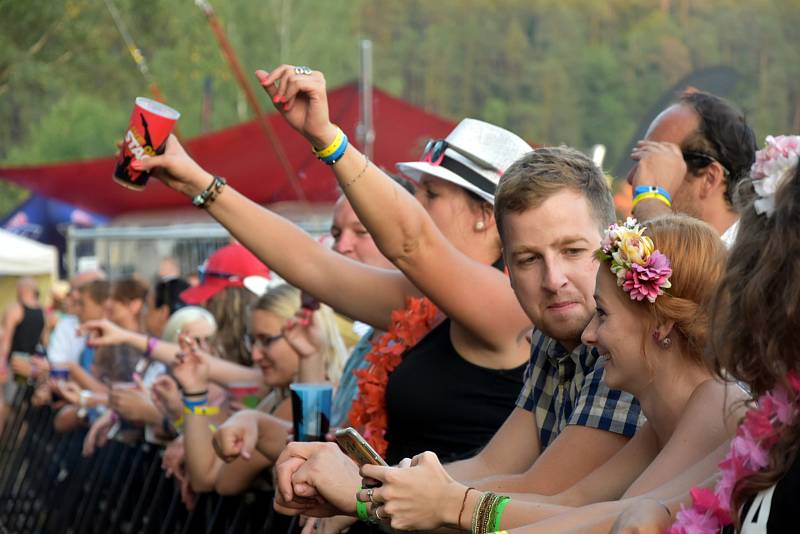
left=682, top=151, right=730, bottom=176
left=243, top=332, right=284, bottom=352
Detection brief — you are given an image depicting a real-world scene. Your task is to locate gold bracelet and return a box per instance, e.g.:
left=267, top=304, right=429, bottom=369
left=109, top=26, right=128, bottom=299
left=341, top=153, right=370, bottom=189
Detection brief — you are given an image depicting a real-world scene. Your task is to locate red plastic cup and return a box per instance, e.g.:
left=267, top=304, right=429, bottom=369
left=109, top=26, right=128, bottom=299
left=113, top=97, right=180, bottom=190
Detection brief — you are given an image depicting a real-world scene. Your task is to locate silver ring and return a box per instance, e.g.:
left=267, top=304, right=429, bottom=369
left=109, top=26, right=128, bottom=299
left=294, top=66, right=312, bottom=75
left=366, top=487, right=374, bottom=502
left=374, top=506, right=384, bottom=520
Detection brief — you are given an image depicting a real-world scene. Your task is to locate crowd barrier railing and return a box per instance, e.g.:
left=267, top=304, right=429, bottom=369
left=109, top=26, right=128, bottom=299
left=0, top=383, right=296, bottom=534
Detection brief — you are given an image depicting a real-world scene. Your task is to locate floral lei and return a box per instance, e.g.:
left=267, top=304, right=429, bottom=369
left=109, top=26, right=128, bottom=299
left=596, top=217, right=672, bottom=303
left=668, top=371, right=800, bottom=533
left=348, top=297, right=438, bottom=456
left=750, top=135, right=800, bottom=217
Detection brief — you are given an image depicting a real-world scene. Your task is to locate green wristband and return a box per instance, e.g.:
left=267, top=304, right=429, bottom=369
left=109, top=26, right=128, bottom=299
left=356, top=488, right=369, bottom=522
left=491, top=497, right=511, bottom=532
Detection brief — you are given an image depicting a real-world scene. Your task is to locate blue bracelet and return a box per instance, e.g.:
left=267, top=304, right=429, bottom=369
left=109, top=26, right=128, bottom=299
left=633, top=185, right=672, bottom=203
left=182, top=396, right=209, bottom=409
left=321, top=133, right=348, bottom=165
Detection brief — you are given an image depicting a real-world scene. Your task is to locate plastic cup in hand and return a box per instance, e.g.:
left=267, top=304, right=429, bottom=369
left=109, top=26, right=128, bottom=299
left=113, top=97, right=180, bottom=190
left=289, top=383, right=332, bottom=442
left=50, top=367, right=70, bottom=381
left=228, top=382, right=261, bottom=409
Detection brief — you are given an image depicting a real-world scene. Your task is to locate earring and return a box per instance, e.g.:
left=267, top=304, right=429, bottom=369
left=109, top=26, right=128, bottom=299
left=660, top=337, right=672, bottom=349
left=475, top=221, right=486, bottom=231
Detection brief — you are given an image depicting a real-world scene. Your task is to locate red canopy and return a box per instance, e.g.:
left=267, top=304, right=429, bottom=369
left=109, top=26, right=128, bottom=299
left=0, top=84, right=455, bottom=216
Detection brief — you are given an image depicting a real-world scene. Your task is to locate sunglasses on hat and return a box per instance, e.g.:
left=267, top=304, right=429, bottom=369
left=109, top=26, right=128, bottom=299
left=422, top=138, right=500, bottom=173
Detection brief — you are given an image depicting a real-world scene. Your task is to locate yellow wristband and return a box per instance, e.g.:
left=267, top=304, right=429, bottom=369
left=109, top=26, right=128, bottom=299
left=183, top=405, right=220, bottom=416
left=632, top=191, right=671, bottom=210
left=172, top=415, right=185, bottom=429
left=313, top=127, right=344, bottom=159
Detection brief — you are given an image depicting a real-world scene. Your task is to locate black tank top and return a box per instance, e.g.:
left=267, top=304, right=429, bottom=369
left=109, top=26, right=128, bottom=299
left=10, top=304, right=44, bottom=355
left=384, top=319, right=526, bottom=465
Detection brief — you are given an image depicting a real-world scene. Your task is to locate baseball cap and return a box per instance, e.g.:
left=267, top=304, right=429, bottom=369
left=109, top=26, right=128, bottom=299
left=180, top=243, right=270, bottom=305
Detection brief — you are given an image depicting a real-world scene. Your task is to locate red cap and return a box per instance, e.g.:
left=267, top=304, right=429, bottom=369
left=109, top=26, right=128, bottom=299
left=180, top=243, right=270, bottom=305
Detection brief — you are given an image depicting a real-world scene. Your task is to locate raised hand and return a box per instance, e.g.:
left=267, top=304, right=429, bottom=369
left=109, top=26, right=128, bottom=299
left=283, top=310, right=324, bottom=360
left=255, top=66, right=338, bottom=149
left=79, top=318, right=132, bottom=348
left=132, top=135, right=214, bottom=198
left=172, top=334, right=210, bottom=394
left=151, top=374, right=183, bottom=421
left=212, top=410, right=259, bottom=462
left=628, top=141, right=687, bottom=199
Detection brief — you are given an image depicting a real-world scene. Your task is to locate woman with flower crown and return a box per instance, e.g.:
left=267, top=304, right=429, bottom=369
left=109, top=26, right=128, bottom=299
left=602, top=137, right=800, bottom=534
left=346, top=213, right=750, bottom=533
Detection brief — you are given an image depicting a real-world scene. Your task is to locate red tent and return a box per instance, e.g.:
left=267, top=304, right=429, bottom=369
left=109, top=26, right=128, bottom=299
left=0, top=84, right=455, bottom=216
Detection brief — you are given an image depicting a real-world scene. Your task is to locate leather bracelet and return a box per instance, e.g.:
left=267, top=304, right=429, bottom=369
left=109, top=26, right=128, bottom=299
left=458, top=487, right=475, bottom=529
left=191, top=175, right=227, bottom=208
left=181, top=388, right=208, bottom=397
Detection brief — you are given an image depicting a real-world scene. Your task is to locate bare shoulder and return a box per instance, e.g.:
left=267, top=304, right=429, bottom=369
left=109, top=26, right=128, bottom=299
left=2, top=303, right=23, bottom=323
left=685, top=378, right=749, bottom=430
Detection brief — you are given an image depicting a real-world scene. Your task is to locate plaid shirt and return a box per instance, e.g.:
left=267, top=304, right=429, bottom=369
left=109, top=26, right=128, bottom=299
left=517, top=329, right=644, bottom=449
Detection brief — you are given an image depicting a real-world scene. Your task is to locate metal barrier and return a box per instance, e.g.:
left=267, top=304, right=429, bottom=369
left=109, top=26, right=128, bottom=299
left=0, top=384, right=295, bottom=533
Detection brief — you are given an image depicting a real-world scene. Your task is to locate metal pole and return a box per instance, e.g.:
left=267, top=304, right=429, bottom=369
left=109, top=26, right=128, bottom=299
left=357, top=40, right=375, bottom=159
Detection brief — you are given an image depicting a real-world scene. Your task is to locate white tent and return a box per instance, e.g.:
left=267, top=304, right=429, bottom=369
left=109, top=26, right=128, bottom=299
left=0, top=229, right=58, bottom=276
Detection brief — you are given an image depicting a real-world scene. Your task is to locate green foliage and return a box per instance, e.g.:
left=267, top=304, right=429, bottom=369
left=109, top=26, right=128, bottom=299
left=1, top=0, right=800, bottom=219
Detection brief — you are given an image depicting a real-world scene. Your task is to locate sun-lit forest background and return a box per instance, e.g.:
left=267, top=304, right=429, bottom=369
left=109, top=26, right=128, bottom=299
left=1, top=0, right=798, bottom=214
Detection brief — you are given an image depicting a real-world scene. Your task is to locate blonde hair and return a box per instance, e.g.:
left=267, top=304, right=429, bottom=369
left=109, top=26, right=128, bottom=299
left=251, top=284, right=348, bottom=385
left=163, top=306, right=218, bottom=344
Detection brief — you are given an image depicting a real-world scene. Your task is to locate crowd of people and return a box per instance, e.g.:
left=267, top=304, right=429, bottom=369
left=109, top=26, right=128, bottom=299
left=1, top=62, right=798, bottom=534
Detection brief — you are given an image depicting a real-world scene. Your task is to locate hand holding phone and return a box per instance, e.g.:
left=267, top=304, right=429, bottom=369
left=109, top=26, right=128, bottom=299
left=334, top=427, right=388, bottom=467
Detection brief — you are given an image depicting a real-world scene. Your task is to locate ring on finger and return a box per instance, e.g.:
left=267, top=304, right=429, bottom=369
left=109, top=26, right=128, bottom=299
left=294, top=65, right=313, bottom=75
left=374, top=506, right=384, bottom=520
left=366, top=487, right=375, bottom=502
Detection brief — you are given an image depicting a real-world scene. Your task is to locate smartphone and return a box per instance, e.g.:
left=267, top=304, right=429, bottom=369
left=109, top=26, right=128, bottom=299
left=335, top=427, right=388, bottom=467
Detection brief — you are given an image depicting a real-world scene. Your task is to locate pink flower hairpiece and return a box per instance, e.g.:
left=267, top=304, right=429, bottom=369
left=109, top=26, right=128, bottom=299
left=751, top=135, right=800, bottom=216
left=596, top=217, right=672, bottom=303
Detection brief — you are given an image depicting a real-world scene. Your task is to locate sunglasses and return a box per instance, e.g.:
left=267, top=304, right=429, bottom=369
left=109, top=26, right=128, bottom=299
left=243, top=332, right=284, bottom=352
left=682, top=151, right=730, bottom=176
left=422, top=138, right=500, bottom=173
left=198, top=265, right=243, bottom=285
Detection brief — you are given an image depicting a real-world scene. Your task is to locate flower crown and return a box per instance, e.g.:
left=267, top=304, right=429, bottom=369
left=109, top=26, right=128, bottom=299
left=596, top=217, right=672, bottom=303
left=751, top=135, right=800, bottom=217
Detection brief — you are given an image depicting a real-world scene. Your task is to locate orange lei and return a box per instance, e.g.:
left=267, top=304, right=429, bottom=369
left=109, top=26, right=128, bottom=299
left=348, top=297, right=438, bottom=456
